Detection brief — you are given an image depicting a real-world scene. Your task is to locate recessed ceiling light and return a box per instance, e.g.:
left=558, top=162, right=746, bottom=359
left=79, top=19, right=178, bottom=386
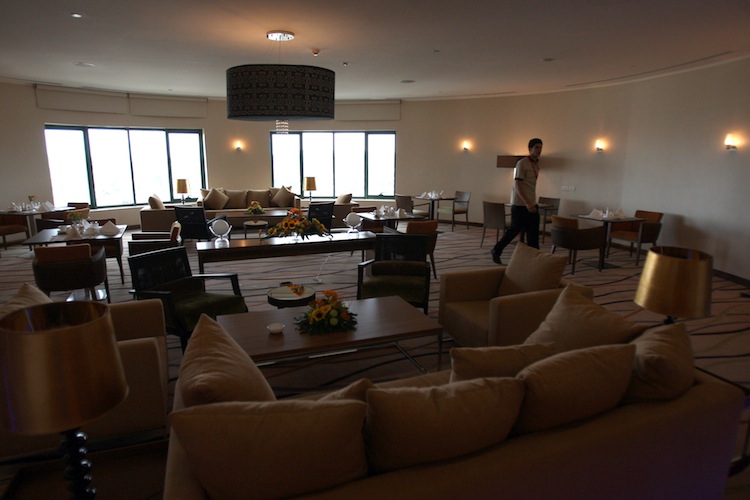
left=70, top=13, right=83, bottom=19
left=75, top=62, right=95, bottom=68
left=267, top=30, right=294, bottom=42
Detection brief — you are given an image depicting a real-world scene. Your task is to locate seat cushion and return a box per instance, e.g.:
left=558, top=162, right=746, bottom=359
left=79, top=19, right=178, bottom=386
left=498, top=242, right=567, bottom=296
left=441, top=301, right=490, bottom=347
left=221, top=189, right=249, bottom=209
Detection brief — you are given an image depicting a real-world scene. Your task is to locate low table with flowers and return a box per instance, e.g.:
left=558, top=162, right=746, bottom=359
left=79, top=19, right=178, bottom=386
left=216, top=295, right=442, bottom=370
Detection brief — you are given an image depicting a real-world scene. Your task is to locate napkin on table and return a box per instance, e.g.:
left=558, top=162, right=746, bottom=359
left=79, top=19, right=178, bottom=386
left=587, top=209, right=603, bottom=219
left=613, top=209, right=626, bottom=219
left=41, top=201, right=54, bottom=212
left=100, top=221, right=120, bottom=235
left=65, top=225, right=82, bottom=240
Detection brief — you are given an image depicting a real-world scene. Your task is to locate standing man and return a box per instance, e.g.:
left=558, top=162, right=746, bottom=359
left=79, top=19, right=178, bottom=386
left=491, top=138, right=543, bottom=264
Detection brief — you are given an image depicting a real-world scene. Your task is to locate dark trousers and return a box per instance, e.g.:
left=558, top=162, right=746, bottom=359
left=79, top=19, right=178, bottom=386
left=492, top=205, right=540, bottom=254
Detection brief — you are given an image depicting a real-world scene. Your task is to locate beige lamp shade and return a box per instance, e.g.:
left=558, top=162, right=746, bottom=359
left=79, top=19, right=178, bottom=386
left=0, top=302, right=128, bottom=435
left=176, top=178, right=190, bottom=195
left=303, top=176, right=317, bottom=191
left=634, top=246, right=713, bottom=321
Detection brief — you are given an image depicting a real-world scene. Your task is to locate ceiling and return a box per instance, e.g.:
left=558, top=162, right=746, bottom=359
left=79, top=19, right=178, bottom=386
left=2, top=0, right=750, bottom=101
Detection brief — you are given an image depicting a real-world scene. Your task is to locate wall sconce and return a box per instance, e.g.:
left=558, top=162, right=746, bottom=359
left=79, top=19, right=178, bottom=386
left=462, top=140, right=471, bottom=151
left=724, top=134, right=737, bottom=151
left=234, top=140, right=243, bottom=152
left=595, top=139, right=605, bottom=152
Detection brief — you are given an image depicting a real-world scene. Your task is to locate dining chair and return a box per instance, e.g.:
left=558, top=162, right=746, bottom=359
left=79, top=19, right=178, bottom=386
left=405, top=219, right=439, bottom=279
left=174, top=206, right=228, bottom=241
left=549, top=216, right=606, bottom=274
left=437, top=191, right=471, bottom=231
left=83, top=218, right=125, bottom=284
left=128, top=221, right=183, bottom=255
left=395, top=195, right=429, bottom=217
left=307, top=201, right=335, bottom=231
left=480, top=201, right=507, bottom=248
left=0, top=215, right=29, bottom=249
left=537, top=196, right=560, bottom=243
left=607, top=210, right=664, bottom=265
left=32, top=243, right=110, bottom=302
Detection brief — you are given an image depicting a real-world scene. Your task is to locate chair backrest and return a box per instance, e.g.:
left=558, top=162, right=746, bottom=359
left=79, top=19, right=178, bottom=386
left=174, top=206, right=211, bottom=240
left=454, top=191, right=471, bottom=209
left=394, top=195, right=414, bottom=212
left=374, top=233, right=428, bottom=262
left=551, top=224, right=606, bottom=250
left=538, top=197, right=561, bottom=210
left=34, top=243, right=91, bottom=262
left=308, top=202, right=335, bottom=230
left=128, top=246, right=193, bottom=292
left=170, top=221, right=183, bottom=241
left=405, top=220, right=438, bottom=253
left=67, top=202, right=90, bottom=209
left=635, top=210, right=664, bottom=223
left=551, top=215, right=579, bottom=229
left=482, top=201, right=506, bottom=231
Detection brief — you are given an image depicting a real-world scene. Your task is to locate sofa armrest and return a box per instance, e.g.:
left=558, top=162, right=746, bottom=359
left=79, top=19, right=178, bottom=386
left=487, top=288, right=565, bottom=346
left=439, top=267, right=506, bottom=324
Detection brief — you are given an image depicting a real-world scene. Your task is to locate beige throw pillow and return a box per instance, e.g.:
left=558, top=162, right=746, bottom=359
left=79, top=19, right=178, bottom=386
left=247, top=189, right=272, bottom=207
left=147, top=194, right=165, bottom=209
left=0, top=283, right=52, bottom=319
left=524, top=284, right=647, bottom=353
left=319, top=378, right=375, bottom=402
left=170, top=400, right=367, bottom=499
left=497, top=242, right=567, bottom=296
left=202, top=187, right=229, bottom=210
left=365, top=377, right=525, bottom=473
left=335, top=193, right=353, bottom=204
left=450, top=343, right=556, bottom=382
left=271, top=185, right=295, bottom=207
left=514, top=344, right=636, bottom=433
left=179, top=315, right=276, bottom=407
left=623, top=323, right=695, bottom=402
left=222, top=189, right=248, bottom=209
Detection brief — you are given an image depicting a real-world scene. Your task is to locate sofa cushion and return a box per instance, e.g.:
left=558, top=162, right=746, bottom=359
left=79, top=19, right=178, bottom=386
left=148, top=194, right=165, bottom=209
left=179, top=314, right=276, bottom=407
left=365, top=377, right=525, bottom=473
left=524, top=284, right=647, bottom=353
left=450, top=343, right=556, bottom=382
left=514, top=344, right=636, bottom=433
left=221, top=189, right=248, bottom=209
left=623, top=323, right=695, bottom=402
left=336, top=193, right=353, bottom=204
left=247, top=189, right=272, bottom=207
left=202, top=187, right=229, bottom=210
left=498, top=242, right=567, bottom=296
left=319, top=378, right=375, bottom=402
left=170, top=400, right=367, bottom=499
left=271, top=185, right=295, bottom=207
left=0, top=283, right=52, bottom=319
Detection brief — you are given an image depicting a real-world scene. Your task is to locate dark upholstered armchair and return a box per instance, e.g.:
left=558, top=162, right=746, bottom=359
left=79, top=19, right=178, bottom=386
left=128, top=246, right=247, bottom=350
left=32, top=243, right=110, bottom=302
left=608, top=210, right=664, bottom=265
left=307, top=201, right=335, bottom=231
left=174, top=206, right=229, bottom=241
left=357, top=233, right=431, bottom=313
left=128, top=221, right=182, bottom=256
left=550, top=216, right=606, bottom=274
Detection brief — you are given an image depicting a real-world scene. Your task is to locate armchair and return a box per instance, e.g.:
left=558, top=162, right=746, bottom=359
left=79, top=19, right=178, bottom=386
left=437, top=191, right=471, bottom=231
left=404, top=219, right=439, bottom=279
left=307, top=201, right=335, bottom=231
left=128, top=246, right=248, bottom=350
left=608, top=210, right=663, bottom=265
left=550, top=215, right=606, bottom=274
left=480, top=201, right=507, bottom=248
left=174, top=206, right=228, bottom=241
left=0, top=215, right=29, bottom=249
left=32, top=243, right=110, bottom=303
left=128, top=221, right=182, bottom=256
left=395, top=195, right=429, bottom=217
left=357, top=233, right=431, bottom=313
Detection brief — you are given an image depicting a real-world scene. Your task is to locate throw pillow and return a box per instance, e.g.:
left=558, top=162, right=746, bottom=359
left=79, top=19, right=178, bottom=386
left=270, top=185, right=295, bottom=207
left=222, top=189, right=248, bottom=209
left=450, top=343, right=556, bottom=382
left=0, top=283, right=52, bottom=319
left=202, top=187, right=229, bottom=210
left=170, top=400, right=367, bottom=499
left=319, top=378, right=375, bottom=402
left=623, top=323, right=695, bottom=402
left=147, top=194, right=165, bottom=210
left=179, top=314, right=276, bottom=407
left=524, top=284, right=647, bottom=353
left=335, top=193, right=353, bottom=204
left=497, top=242, right=567, bottom=296
left=199, top=188, right=210, bottom=200
left=514, top=344, right=636, bottom=434
left=247, top=189, right=271, bottom=207
left=365, top=377, right=525, bottom=473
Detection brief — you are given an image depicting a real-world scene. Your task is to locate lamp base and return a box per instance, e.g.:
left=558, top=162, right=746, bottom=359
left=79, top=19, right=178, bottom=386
left=60, top=429, right=96, bottom=499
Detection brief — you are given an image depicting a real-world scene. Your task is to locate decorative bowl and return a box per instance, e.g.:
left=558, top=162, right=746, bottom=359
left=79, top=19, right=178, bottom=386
left=266, top=323, right=285, bottom=335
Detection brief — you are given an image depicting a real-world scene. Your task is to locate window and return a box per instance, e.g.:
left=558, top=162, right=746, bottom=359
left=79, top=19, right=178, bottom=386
left=44, top=125, right=205, bottom=208
left=271, top=131, right=395, bottom=198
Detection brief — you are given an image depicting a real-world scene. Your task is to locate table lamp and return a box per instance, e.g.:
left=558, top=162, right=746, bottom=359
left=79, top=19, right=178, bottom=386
left=303, top=176, right=317, bottom=201
left=176, top=178, right=190, bottom=204
left=0, top=302, right=128, bottom=499
left=634, top=246, right=713, bottom=324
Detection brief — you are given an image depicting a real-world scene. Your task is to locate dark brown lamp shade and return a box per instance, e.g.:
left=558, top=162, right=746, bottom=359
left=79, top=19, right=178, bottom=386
left=176, top=178, right=190, bottom=195
left=226, top=64, right=335, bottom=121
left=634, top=246, right=713, bottom=320
left=0, top=302, right=128, bottom=435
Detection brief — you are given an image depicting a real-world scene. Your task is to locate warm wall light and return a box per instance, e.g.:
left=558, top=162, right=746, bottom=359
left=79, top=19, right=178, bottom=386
left=234, top=140, right=243, bottom=151
left=595, top=139, right=605, bottom=152
left=725, top=134, right=737, bottom=151
left=462, top=140, right=471, bottom=151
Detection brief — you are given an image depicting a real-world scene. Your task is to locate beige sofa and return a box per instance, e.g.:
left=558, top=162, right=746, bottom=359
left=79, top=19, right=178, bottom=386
left=163, top=301, right=744, bottom=499
left=0, top=292, right=169, bottom=463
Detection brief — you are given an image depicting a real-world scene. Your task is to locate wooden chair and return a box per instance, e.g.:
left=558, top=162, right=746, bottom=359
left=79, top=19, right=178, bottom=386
left=481, top=201, right=506, bottom=248
left=395, top=195, right=429, bottom=217
left=405, top=219, right=439, bottom=279
left=128, top=221, right=182, bottom=255
left=608, top=210, right=664, bottom=265
left=437, top=191, right=471, bottom=231
left=549, top=216, right=606, bottom=274
left=32, top=243, right=110, bottom=302
left=83, top=218, right=125, bottom=283
left=0, top=215, right=29, bottom=249
left=537, top=196, right=560, bottom=243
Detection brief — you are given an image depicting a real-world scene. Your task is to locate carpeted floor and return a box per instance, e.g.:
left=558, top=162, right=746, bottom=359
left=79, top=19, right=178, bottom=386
left=1, top=223, right=749, bottom=493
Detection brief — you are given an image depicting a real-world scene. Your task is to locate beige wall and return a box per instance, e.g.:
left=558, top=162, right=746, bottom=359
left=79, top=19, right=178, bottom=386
left=1, top=57, right=748, bottom=279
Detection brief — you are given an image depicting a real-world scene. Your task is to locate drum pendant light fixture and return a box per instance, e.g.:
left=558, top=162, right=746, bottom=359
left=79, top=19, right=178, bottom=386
left=226, top=31, right=335, bottom=130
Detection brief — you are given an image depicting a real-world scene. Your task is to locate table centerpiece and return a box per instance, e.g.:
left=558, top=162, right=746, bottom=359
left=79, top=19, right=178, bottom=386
left=264, top=208, right=329, bottom=240
left=245, top=201, right=265, bottom=214
left=295, top=289, right=357, bottom=334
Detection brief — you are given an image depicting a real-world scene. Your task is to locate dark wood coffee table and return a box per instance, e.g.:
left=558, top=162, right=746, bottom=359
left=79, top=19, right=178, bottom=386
left=217, top=296, right=443, bottom=370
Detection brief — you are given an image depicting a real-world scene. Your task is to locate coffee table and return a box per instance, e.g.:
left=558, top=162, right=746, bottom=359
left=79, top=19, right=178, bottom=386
left=217, top=295, right=444, bottom=370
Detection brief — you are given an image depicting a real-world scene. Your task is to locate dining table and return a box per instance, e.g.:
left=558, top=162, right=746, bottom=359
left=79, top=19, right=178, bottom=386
left=0, top=207, right=73, bottom=236
left=414, top=195, right=456, bottom=220
left=577, top=215, right=644, bottom=267
left=23, top=224, right=128, bottom=246
left=357, top=211, right=425, bottom=229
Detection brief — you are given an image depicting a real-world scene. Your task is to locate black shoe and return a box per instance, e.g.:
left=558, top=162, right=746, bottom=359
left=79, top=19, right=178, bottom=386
left=490, top=248, right=502, bottom=265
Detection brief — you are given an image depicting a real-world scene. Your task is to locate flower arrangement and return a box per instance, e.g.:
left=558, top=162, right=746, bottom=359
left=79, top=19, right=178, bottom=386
left=296, top=290, right=357, bottom=334
left=287, top=284, right=305, bottom=296
left=27, top=195, right=37, bottom=202
left=264, top=208, right=329, bottom=240
left=246, top=201, right=265, bottom=214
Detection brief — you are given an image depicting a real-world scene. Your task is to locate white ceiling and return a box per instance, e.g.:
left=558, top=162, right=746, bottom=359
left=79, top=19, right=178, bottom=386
left=2, top=0, right=750, bottom=101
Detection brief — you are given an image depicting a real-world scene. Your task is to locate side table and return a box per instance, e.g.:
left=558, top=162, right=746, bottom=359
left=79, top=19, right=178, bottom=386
left=267, top=283, right=315, bottom=308
left=243, top=220, right=268, bottom=238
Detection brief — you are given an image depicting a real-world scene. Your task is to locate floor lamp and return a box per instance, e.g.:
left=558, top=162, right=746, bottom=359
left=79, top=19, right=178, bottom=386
left=0, top=302, right=128, bottom=499
left=634, top=246, right=713, bottom=324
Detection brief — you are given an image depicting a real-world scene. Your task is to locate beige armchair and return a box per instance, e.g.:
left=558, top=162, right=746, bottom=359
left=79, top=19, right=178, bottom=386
left=439, top=267, right=592, bottom=347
